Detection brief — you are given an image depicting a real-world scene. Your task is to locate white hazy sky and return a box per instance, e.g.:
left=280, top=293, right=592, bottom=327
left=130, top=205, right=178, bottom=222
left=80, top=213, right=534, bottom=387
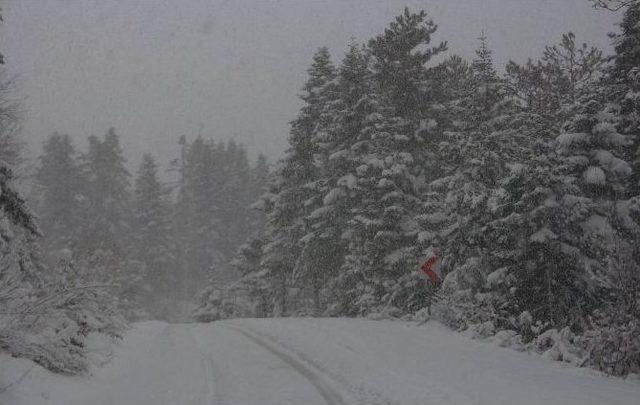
left=0, top=0, right=620, bottom=171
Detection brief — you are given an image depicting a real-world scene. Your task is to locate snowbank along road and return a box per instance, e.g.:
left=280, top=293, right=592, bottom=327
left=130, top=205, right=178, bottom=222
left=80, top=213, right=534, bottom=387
left=2, top=318, right=640, bottom=405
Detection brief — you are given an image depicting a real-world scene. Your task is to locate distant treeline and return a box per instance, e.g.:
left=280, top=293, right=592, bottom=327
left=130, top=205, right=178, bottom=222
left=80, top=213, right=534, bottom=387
left=32, top=129, right=267, bottom=320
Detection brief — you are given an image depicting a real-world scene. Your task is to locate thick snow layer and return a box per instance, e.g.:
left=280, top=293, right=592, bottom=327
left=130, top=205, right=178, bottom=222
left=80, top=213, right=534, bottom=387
left=337, top=174, right=357, bottom=189
left=323, top=188, right=346, bottom=206
left=486, top=266, right=509, bottom=287
left=582, top=166, right=607, bottom=185
left=594, top=149, right=632, bottom=176
left=530, top=227, right=557, bottom=243
left=2, top=319, right=639, bottom=405
left=557, top=132, right=588, bottom=147
left=582, top=214, right=614, bottom=239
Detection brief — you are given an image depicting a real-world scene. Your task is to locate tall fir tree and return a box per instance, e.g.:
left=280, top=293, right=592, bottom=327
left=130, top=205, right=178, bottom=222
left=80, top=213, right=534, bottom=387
left=428, top=35, right=510, bottom=289
left=338, top=9, right=447, bottom=315
left=35, top=132, right=84, bottom=252
left=133, top=154, right=175, bottom=319
left=81, top=128, right=132, bottom=255
left=303, top=43, right=374, bottom=314
left=506, top=32, right=604, bottom=127
left=174, top=137, right=224, bottom=311
left=608, top=3, right=640, bottom=195
left=79, top=128, right=144, bottom=318
left=261, top=47, right=337, bottom=314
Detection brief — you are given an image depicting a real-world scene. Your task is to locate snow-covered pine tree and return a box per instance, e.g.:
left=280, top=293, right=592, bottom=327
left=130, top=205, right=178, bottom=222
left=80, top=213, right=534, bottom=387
left=416, top=54, right=473, bottom=246
left=216, top=140, right=261, bottom=277
left=458, top=34, right=602, bottom=339
left=0, top=16, right=125, bottom=374
left=582, top=5, right=640, bottom=374
left=542, top=33, right=604, bottom=105
left=607, top=3, right=640, bottom=195
left=547, top=97, right=634, bottom=338
left=1, top=142, right=125, bottom=375
left=256, top=175, right=295, bottom=316
left=0, top=70, right=21, bottom=168
left=432, top=34, right=616, bottom=335
left=35, top=132, right=85, bottom=252
left=410, top=55, right=475, bottom=320
left=299, top=43, right=378, bottom=315
left=81, top=128, right=132, bottom=255
left=173, top=136, right=224, bottom=314
left=249, top=153, right=269, bottom=230
left=506, top=32, right=604, bottom=128
left=297, top=43, right=370, bottom=315
left=79, top=128, right=144, bottom=319
left=522, top=26, right=637, bottom=332
left=133, top=154, right=175, bottom=320
left=520, top=92, right=633, bottom=330
left=432, top=35, right=512, bottom=288
left=259, top=48, right=337, bottom=315
left=337, top=9, right=448, bottom=316
left=368, top=8, right=447, bottom=120
left=193, top=148, right=271, bottom=321
left=177, top=135, right=267, bottom=319
left=339, top=90, right=415, bottom=316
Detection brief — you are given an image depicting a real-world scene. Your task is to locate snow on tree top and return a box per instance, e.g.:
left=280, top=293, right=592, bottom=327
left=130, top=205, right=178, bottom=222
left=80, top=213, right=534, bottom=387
left=337, top=174, right=357, bottom=189
left=530, top=227, right=557, bottom=243
left=593, top=150, right=631, bottom=176
left=582, top=166, right=607, bottom=185
left=557, top=132, right=589, bottom=147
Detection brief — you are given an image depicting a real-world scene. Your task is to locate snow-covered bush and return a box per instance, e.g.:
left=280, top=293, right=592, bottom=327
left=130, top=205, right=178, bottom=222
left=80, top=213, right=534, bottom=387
left=0, top=166, right=126, bottom=375
left=584, top=241, right=640, bottom=376
left=586, top=318, right=640, bottom=376
left=0, top=251, right=127, bottom=374
left=193, top=282, right=255, bottom=322
left=533, top=327, right=587, bottom=365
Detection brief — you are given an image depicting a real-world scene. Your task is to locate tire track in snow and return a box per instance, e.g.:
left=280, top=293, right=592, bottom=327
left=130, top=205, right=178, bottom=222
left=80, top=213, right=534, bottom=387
left=231, top=321, right=471, bottom=405
left=201, top=354, right=217, bottom=405
left=187, top=326, right=227, bottom=405
left=228, top=325, right=347, bottom=405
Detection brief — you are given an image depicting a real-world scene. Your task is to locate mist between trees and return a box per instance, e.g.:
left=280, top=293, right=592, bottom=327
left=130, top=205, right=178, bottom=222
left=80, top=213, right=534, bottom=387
left=33, top=129, right=268, bottom=321
left=1, top=2, right=639, bottom=377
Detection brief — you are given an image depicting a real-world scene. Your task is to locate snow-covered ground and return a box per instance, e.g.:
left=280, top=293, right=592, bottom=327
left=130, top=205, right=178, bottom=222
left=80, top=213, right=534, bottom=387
left=1, top=318, right=639, bottom=405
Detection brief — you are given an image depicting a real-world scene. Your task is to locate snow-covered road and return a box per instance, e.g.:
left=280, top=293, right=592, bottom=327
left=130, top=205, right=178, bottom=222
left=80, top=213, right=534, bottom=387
left=2, top=319, right=640, bottom=405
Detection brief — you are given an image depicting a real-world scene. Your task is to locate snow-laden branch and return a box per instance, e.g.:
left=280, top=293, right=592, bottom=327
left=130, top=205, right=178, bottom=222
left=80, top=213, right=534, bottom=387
left=591, top=0, right=639, bottom=11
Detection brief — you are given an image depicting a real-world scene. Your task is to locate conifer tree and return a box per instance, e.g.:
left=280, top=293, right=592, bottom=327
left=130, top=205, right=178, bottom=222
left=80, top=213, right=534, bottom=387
left=176, top=136, right=267, bottom=318
left=429, top=35, right=538, bottom=329
left=431, top=36, right=511, bottom=286
left=0, top=70, right=21, bottom=168
left=217, top=140, right=258, bottom=269
left=261, top=47, right=337, bottom=314
left=81, top=128, right=132, bottom=255
left=368, top=8, right=446, bottom=119
left=133, top=154, right=175, bottom=319
left=506, top=33, right=604, bottom=126
left=531, top=95, right=632, bottom=328
left=301, top=43, right=373, bottom=314
left=608, top=4, right=640, bottom=195
left=335, top=9, right=448, bottom=315
left=174, top=137, right=224, bottom=308
left=79, top=128, right=144, bottom=318
left=35, top=132, right=84, bottom=251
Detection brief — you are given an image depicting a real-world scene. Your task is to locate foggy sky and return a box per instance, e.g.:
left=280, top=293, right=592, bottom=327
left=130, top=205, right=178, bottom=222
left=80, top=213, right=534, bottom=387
left=1, top=0, right=620, bottom=173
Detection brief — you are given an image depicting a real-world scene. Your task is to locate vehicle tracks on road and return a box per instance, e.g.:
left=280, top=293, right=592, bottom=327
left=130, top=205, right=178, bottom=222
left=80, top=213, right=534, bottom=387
left=187, top=326, right=228, bottom=405
left=228, top=325, right=347, bottom=405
